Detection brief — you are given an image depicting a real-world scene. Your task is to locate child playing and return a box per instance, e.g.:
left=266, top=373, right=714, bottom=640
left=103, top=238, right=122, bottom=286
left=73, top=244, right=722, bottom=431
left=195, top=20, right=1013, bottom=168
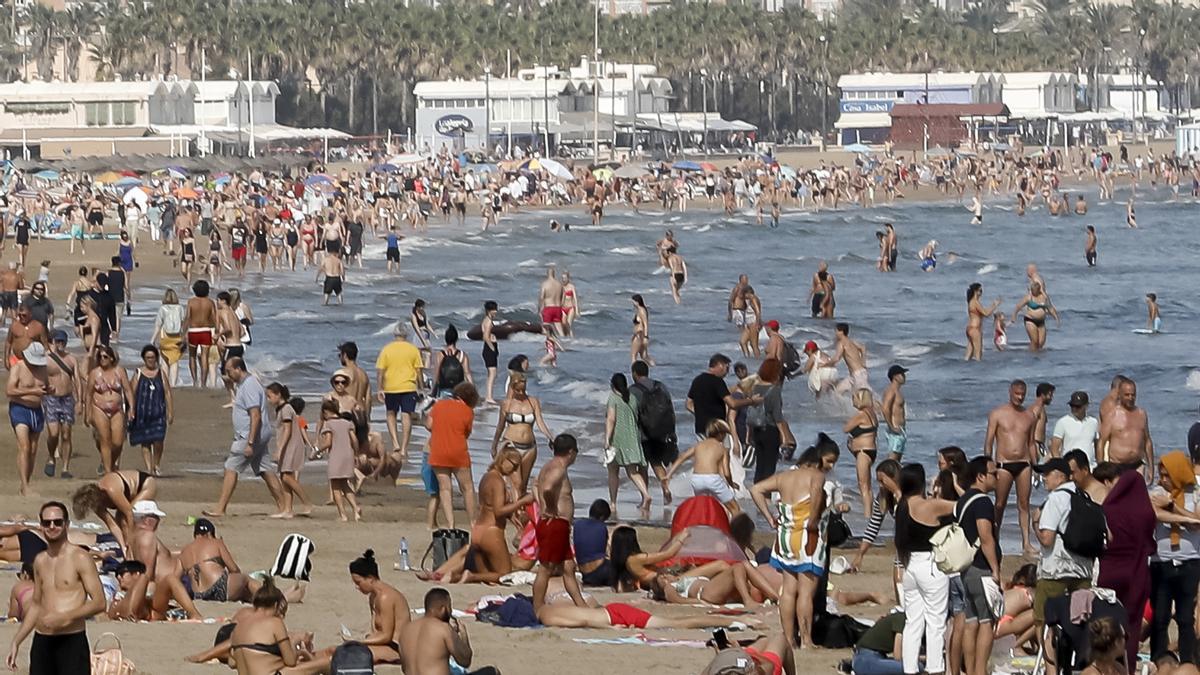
left=1146, top=293, right=1161, bottom=333
left=268, top=383, right=313, bottom=519
left=993, top=312, right=1009, bottom=351
left=317, top=400, right=361, bottom=522
left=540, top=332, right=564, bottom=368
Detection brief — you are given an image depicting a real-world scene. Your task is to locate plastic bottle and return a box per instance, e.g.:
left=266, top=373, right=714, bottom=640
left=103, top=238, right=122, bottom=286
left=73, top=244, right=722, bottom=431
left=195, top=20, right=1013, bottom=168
left=396, top=537, right=410, bottom=572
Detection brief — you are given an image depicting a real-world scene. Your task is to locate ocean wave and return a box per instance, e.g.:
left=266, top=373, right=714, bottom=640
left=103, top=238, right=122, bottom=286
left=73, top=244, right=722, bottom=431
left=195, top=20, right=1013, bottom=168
left=608, top=246, right=642, bottom=256
left=977, top=263, right=999, bottom=275
left=1187, top=370, right=1200, bottom=391
left=558, top=380, right=613, bottom=406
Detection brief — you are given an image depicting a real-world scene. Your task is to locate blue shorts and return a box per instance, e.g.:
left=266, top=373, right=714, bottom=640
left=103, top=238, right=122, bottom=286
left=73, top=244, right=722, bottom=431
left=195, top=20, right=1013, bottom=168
left=421, top=455, right=439, bottom=496
left=886, top=428, right=906, bottom=456
left=384, top=392, right=418, bottom=414
left=9, top=402, right=45, bottom=433
left=948, top=574, right=966, bottom=617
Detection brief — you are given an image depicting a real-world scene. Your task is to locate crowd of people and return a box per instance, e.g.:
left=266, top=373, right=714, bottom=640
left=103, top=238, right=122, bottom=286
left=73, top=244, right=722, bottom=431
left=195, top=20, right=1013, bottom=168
left=1, top=142, right=1199, bottom=675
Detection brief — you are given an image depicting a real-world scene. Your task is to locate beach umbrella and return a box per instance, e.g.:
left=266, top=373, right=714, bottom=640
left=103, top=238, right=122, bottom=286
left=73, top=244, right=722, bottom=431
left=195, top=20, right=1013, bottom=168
left=15, top=189, right=38, bottom=199
left=538, top=158, right=573, bottom=181
left=33, top=169, right=60, bottom=181
left=305, top=174, right=333, bottom=186
left=114, top=176, right=143, bottom=189
left=613, top=164, right=648, bottom=179
left=518, top=158, right=542, bottom=171
left=955, top=149, right=978, bottom=158
left=591, top=167, right=614, bottom=181
left=370, top=163, right=399, bottom=174
left=122, top=186, right=148, bottom=210
left=844, top=143, right=872, bottom=154
left=211, top=173, right=232, bottom=186
left=174, top=186, right=199, bottom=200
left=779, top=166, right=798, bottom=178
left=925, top=146, right=952, bottom=158
left=94, top=170, right=122, bottom=184
left=388, top=153, right=425, bottom=166
left=119, top=170, right=138, bottom=177
left=699, top=161, right=719, bottom=173
left=672, top=160, right=703, bottom=172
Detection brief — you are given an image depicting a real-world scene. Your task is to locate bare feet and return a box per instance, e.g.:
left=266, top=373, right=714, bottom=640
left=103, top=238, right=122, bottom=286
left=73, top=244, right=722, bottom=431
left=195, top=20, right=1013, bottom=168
left=269, top=512, right=295, bottom=520
left=202, top=509, right=225, bottom=517
left=415, top=571, right=443, bottom=582
left=294, top=506, right=313, bottom=517
left=662, top=486, right=672, bottom=505
left=639, top=496, right=652, bottom=513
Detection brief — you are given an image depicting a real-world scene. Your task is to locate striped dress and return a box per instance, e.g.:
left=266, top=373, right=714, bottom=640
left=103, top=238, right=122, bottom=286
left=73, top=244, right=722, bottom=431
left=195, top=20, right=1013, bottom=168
left=769, top=496, right=828, bottom=576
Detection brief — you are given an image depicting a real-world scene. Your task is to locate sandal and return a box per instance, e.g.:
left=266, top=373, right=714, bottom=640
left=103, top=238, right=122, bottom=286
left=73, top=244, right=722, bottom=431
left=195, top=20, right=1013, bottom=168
left=43, top=461, right=55, bottom=478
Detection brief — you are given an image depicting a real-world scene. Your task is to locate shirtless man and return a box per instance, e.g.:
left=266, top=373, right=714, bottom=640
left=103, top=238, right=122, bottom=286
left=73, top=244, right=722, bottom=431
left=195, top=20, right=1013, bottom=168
left=43, top=331, right=81, bottom=479
left=182, top=279, right=218, bottom=388
left=401, top=588, right=498, bottom=675
left=0, top=262, right=23, bottom=325
left=728, top=274, right=749, bottom=325
left=1099, top=379, right=1154, bottom=479
left=338, top=341, right=372, bottom=420
left=663, top=419, right=741, bottom=514
left=128, top=501, right=201, bottom=619
left=821, top=322, right=869, bottom=394
left=656, top=229, right=677, bottom=268
left=1099, top=374, right=1129, bottom=423
left=7, top=343, right=49, bottom=496
left=763, top=320, right=785, bottom=362
left=985, top=380, right=1037, bottom=556
left=666, top=247, right=688, bottom=304
left=810, top=261, right=835, bottom=318
left=316, top=249, right=345, bottom=306
left=86, top=195, right=106, bottom=237
left=1030, top=383, right=1055, bottom=461
left=215, top=291, right=245, bottom=400
left=1085, top=225, right=1098, bottom=267
left=4, top=303, right=48, bottom=369
left=881, top=365, right=907, bottom=461
left=533, top=433, right=587, bottom=616
left=883, top=223, right=898, bottom=272
left=538, top=266, right=565, bottom=338
left=1075, top=195, right=1089, bottom=215
left=6, top=502, right=105, bottom=674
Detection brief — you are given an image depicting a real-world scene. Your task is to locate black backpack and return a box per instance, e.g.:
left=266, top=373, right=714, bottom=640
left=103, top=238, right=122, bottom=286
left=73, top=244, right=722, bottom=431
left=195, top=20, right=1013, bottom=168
left=632, top=380, right=676, bottom=444
left=329, top=641, right=375, bottom=674
left=436, top=349, right=465, bottom=392
left=782, top=341, right=803, bottom=379
left=1057, top=487, right=1107, bottom=559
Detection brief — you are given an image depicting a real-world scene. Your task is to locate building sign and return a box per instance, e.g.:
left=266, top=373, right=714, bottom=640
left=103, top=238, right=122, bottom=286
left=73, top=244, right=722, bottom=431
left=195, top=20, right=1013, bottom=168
left=435, top=114, right=474, bottom=136
left=839, top=100, right=894, bottom=114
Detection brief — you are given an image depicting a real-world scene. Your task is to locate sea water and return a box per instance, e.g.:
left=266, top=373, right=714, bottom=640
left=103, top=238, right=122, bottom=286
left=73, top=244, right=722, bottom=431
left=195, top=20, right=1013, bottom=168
left=115, top=186, right=1200, bottom=546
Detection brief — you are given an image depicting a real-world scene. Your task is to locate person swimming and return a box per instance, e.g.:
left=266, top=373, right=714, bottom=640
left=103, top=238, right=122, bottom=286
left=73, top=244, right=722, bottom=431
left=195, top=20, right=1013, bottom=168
left=919, top=240, right=938, bottom=272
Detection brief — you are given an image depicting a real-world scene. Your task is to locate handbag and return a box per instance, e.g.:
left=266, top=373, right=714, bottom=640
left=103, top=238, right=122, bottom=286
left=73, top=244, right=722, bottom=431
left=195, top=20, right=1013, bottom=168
left=825, top=512, right=852, bottom=548
left=740, top=443, right=756, bottom=469
left=602, top=446, right=617, bottom=465
left=422, top=528, right=470, bottom=570
left=91, top=633, right=136, bottom=675
left=930, top=493, right=986, bottom=574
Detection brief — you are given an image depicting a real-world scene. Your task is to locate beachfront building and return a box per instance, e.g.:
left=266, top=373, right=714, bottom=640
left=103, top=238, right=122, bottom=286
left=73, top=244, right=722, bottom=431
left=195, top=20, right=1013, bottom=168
left=834, top=72, right=1001, bottom=145
left=414, top=58, right=680, bottom=155
left=996, top=72, right=1079, bottom=119
left=1106, top=73, right=1186, bottom=121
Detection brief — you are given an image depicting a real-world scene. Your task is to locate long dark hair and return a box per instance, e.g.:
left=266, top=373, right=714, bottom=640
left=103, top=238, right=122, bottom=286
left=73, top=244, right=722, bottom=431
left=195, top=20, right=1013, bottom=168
left=967, top=282, right=982, bottom=304
left=631, top=294, right=646, bottom=309
left=609, top=525, right=642, bottom=591
left=611, top=373, right=630, bottom=403
left=876, top=459, right=901, bottom=513
left=899, top=463, right=926, bottom=499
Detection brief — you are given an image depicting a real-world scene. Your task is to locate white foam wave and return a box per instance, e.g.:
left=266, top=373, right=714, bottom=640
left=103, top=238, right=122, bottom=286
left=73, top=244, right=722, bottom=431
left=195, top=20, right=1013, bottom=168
left=558, top=380, right=613, bottom=406
left=517, top=258, right=541, bottom=268
left=695, top=224, right=712, bottom=233
left=892, top=344, right=933, bottom=358
left=1187, top=370, right=1200, bottom=391
left=608, top=246, right=642, bottom=256
left=977, top=263, right=999, bottom=276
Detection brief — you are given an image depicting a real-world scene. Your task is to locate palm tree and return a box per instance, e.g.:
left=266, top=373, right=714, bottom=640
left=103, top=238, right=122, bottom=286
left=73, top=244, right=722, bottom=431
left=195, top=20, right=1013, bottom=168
left=61, top=4, right=100, bottom=81
left=21, top=3, right=60, bottom=81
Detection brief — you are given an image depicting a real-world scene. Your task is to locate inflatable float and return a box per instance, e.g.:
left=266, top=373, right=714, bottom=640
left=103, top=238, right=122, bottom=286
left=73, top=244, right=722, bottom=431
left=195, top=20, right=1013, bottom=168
left=467, top=321, right=543, bottom=341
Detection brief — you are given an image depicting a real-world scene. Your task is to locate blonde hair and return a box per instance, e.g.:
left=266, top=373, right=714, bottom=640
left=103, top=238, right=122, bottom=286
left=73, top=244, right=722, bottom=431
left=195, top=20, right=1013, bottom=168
left=853, top=388, right=873, bottom=409
left=705, top=419, right=730, bottom=440
left=162, top=288, right=178, bottom=305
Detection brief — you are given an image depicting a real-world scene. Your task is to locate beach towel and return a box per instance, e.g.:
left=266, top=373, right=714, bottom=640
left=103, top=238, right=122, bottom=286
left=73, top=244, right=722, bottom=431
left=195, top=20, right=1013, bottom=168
left=572, top=634, right=709, bottom=648
left=270, top=534, right=315, bottom=581
left=476, top=594, right=541, bottom=629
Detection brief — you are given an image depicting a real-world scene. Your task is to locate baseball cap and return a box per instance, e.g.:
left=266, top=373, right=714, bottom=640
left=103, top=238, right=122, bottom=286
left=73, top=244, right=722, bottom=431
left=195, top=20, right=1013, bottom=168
left=193, top=517, right=216, bottom=536
left=50, top=329, right=68, bottom=343
left=1033, top=458, right=1071, bottom=477
left=132, top=500, right=166, bottom=519
left=22, top=343, right=47, bottom=367
left=803, top=340, right=818, bottom=353
left=887, top=365, right=909, bottom=380
left=765, top=320, right=780, bottom=331
left=1069, top=391, right=1089, bottom=407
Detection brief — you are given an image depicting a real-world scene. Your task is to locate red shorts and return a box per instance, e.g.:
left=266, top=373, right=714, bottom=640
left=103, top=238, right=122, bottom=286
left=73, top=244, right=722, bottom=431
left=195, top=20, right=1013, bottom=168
left=540, top=306, right=563, bottom=324
left=745, top=647, right=783, bottom=675
left=232, top=246, right=247, bottom=261
left=604, top=603, right=652, bottom=629
left=187, top=329, right=214, bottom=347
left=535, top=516, right=570, bottom=565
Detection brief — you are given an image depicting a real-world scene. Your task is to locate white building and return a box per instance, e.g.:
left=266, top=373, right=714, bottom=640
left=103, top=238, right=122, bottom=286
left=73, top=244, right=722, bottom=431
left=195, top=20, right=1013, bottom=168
left=1106, top=73, right=1185, bottom=121
left=835, top=72, right=1001, bottom=145
left=996, top=72, right=1078, bottom=119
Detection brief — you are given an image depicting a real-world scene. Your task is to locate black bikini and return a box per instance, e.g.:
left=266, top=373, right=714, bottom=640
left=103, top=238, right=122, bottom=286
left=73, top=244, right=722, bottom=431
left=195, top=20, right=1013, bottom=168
left=120, top=471, right=151, bottom=501
left=849, top=424, right=878, bottom=462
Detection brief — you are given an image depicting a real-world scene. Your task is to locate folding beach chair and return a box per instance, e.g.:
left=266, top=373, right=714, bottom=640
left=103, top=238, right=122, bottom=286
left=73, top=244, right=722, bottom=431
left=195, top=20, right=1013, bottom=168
left=1032, top=590, right=1127, bottom=675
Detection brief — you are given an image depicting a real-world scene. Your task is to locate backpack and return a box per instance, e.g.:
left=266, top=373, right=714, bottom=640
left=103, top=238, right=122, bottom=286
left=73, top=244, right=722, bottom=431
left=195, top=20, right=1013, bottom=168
left=930, top=493, right=986, bottom=574
left=781, top=340, right=803, bottom=379
left=632, top=380, right=676, bottom=443
left=436, top=349, right=465, bottom=392
left=745, top=385, right=772, bottom=430
left=1057, top=487, right=1108, bottom=559
left=329, top=641, right=375, bottom=675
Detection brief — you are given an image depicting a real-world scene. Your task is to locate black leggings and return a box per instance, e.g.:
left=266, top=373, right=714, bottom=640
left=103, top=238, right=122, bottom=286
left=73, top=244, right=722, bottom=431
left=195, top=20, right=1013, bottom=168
left=30, top=631, right=90, bottom=675
left=752, top=425, right=782, bottom=484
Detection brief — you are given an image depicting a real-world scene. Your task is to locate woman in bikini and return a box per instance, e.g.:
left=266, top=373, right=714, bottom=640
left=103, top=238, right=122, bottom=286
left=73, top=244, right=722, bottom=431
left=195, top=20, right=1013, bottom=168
left=965, top=282, right=1002, bottom=362
left=630, top=294, right=653, bottom=365
left=227, top=579, right=301, bottom=675
left=651, top=560, right=780, bottom=608
left=207, top=230, right=223, bottom=286
left=7, top=564, right=33, bottom=621
left=228, top=288, right=254, bottom=353
left=490, top=372, right=553, bottom=496
left=267, top=219, right=286, bottom=271
left=410, top=299, right=432, bottom=360
left=1013, top=281, right=1059, bottom=352
left=67, top=266, right=92, bottom=340
left=609, top=527, right=728, bottom=593
left=561, top=271, right=580, bottom=337
left=844, top=388, right=880, bottom=520
left=300, top=218, right=317, bottom=269
left=70, top=468, right=157, bottom=553
left=85, top=345, right=132, bottom=474
left=77, top=295, right=102, bottom=367
left=180, top=519, right=303, bottom=604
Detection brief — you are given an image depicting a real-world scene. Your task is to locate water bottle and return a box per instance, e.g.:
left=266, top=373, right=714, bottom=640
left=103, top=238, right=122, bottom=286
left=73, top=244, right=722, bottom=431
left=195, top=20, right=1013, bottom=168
left=396, top=537, right=410, bottom=572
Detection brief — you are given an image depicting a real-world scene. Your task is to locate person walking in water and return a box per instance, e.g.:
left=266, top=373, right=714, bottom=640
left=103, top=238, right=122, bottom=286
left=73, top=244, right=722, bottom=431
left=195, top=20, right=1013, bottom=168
left=1085, top=225, right=1097, bottom=267
left=965, top=282, right=1002, bottom=362
left=665, top=247, right=687, bottom=304
left=810, top=262, right=835, bottom=318
left=1145, top=293, right=1161, bottom=333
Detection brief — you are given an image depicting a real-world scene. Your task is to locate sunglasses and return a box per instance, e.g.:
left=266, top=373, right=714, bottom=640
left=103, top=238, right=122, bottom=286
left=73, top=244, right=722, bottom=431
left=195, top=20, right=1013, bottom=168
left=40, top=518, right=65, bottom=528
left=333, top=379, right=349, bottom=385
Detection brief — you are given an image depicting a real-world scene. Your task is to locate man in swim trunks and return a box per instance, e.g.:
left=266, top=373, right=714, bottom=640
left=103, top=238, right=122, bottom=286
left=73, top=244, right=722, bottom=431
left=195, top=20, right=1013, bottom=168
left=533, top=434, right=587, bottom=618
left=985, top=379, right=1038, bottom=556
left=663, top=419, right=741, bottom=514
left=881, top=365, right=907, bottom=460
left=317, top=248, right=346, bottom=306
left=1030, top=383, right=1055, bottom=461
left=1098, top=378, right=1154, bottom=480
left=4, top=304, right=47, bottom=371
left=728, top=274, right=749, bottom=325
left=666, top=247, right=688, bottom=305
left=810, top=261, right=835, bottom=318
left=6, top=502, right=106, bottom=674
left=883, top=223, right=898, bottom=272
left=7, top=343, right=49, bottom=497
left=215, top=291, right=245, bottom=400
left=822, top=322, right=870, bottom=395
left=128, top=501, right=201, bottom=619
left=0, top=262, right=23, bottom=326
left=42, top=331, right=80, bottom=479
left=538, top=266, right=565, bottom=338
left=701, top=634, right=796, bottom=675
left=182, top=279, right=217, bottom=388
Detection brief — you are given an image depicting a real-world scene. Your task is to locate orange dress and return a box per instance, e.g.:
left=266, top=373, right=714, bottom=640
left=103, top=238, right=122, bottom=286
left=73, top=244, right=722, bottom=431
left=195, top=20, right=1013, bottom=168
left=427, top=398, right=474, bottom=469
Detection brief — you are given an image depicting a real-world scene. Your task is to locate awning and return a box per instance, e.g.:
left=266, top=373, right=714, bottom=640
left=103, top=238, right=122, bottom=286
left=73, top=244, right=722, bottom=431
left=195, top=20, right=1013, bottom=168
left=834, top=112, right=892, bottom=129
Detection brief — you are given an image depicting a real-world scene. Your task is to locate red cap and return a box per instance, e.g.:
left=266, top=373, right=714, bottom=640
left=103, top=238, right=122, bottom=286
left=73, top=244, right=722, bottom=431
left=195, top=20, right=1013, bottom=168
left=804, top=340, right=818, bottom=352
left=766, top=320, right=780, bottom=331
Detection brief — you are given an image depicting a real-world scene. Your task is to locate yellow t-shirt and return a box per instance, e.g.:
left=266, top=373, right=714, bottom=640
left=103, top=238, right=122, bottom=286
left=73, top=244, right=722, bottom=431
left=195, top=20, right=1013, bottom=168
left=375, top=340, right=422, bottom=393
